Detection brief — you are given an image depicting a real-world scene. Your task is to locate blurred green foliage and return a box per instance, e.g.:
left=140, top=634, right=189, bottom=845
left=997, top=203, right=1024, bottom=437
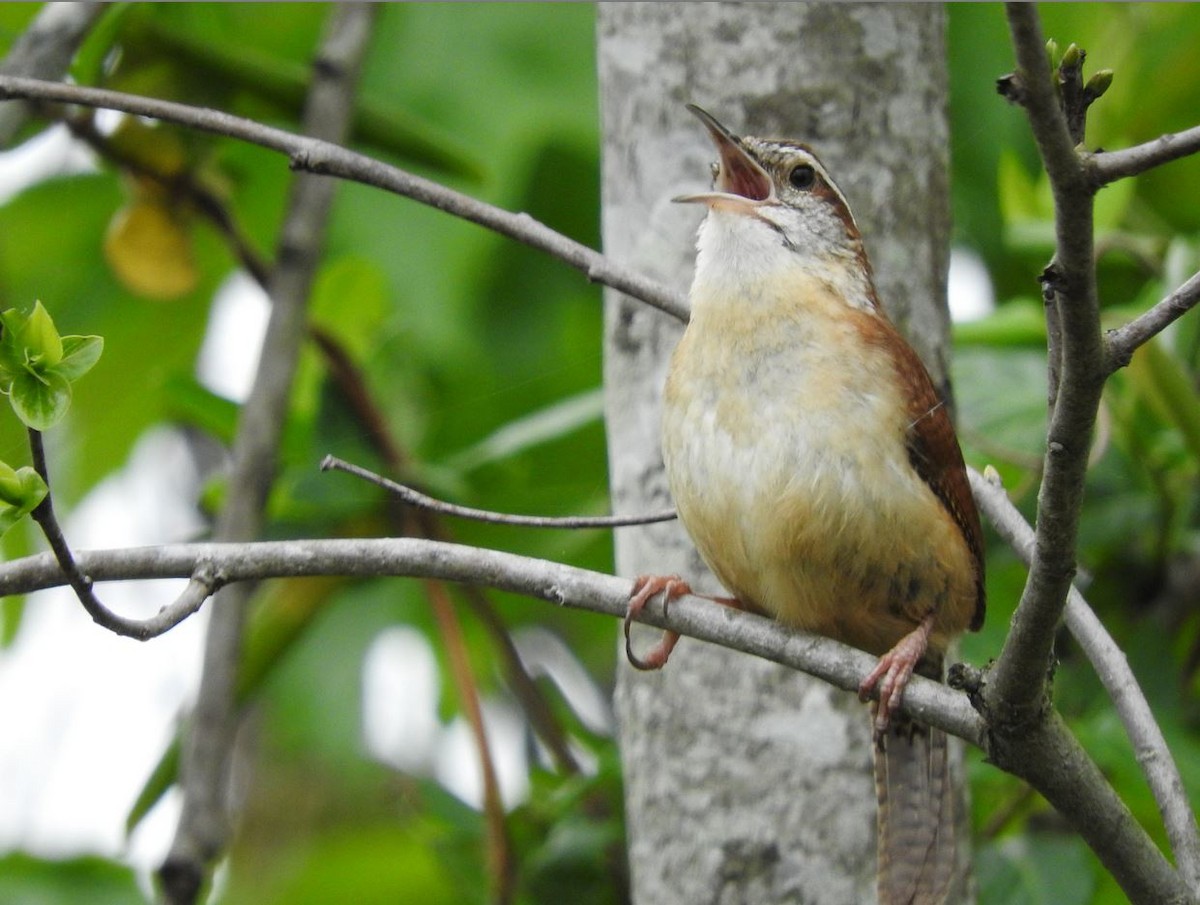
left=0, top=4, right=1196, bottom=904
left=0, top=852, right=142, bottom=904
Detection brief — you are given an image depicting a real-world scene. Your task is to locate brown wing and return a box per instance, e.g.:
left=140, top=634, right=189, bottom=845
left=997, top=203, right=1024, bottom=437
left=880, top=323, right=986, bottom=632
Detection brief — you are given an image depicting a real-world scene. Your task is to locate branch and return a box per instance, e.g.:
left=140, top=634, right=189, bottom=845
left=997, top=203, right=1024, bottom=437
left=0, top=75, right=690, bottom=323
left=161, top=7, right=376, bottom=903
left=0, top=536, right=985, bottom=747
left=0, top=1, right=107, bottom=144
left=969, top=468, right=1200, bottom=890
left=989, top=3, right=1108, bottom=724
left=321, top=455, right=677, bottom=529
left=1104, top=268, right=1200, bottom=372
left=1089, top=123, right=1200, bottom=186
left=989, top=709, right=1190, bottom=904
left=26, top=428, right=219, bottom=640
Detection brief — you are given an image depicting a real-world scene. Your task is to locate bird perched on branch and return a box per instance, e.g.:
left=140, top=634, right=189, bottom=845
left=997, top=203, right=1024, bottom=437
left=625, top=105, right=985, bottom=905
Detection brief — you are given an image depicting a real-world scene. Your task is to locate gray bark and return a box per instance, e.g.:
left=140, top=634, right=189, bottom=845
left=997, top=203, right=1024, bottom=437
left=598, top=4, right=960, bottom=902
left=0, top=2, right=107, bottom=144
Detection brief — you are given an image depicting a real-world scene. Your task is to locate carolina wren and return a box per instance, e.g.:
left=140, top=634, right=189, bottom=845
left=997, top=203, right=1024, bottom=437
left=626, top=105, right=985, bottom=905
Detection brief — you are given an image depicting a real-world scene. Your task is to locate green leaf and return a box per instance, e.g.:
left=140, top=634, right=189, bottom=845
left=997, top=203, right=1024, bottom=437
left=119, top=7, right=484, bottom=181
left=0, top=306, right=101, bottom=409
left=162, top=373, right=240, bottom=444
left=0, top=462, right=46, bottom=511
left=1126, top=338, right=1200, bottom=461
left=0, top=507, right=22, bottom=536
left=125, top=735, right=180, bottom=836
left=309, top=255, right=390, bottom=362
left=953, top=345, right=1049, bottom=482
left=998, top=150, right=1052, bottom=224
left=22, top=300, right=63, bottom=367
left=445, top=388, right=605, bottom=473
left=0, top=501, right=34, bottom=537
left=1093, top=166, right=1135, bottom=232
left=0, top=852, right=141, bottom=905
left=8, top=366, right=72, bottom=430
left=219, top=825, right=464, bottom=905
left=0, top=312, right=22, bottom=380
left=0, top=304, right=101, bottom=428
left=954, top=298, right=1048, bottom=347
left=977, top=833, right=1095, bottom=905
left=0, top=460, right=22, bottom=506
left=54, top=335, right=105, bottom=382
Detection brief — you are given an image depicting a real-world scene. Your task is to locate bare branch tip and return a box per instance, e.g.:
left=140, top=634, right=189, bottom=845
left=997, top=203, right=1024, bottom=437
left=324, top=452, right=677, bottom=529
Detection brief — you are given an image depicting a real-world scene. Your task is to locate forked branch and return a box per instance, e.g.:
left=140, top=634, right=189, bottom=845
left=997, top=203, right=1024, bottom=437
left=970, top=468, right=1200, bottom=891
left=26, top=429, right=218, bottom=640
left=988, top=2, right=1107, bottom=724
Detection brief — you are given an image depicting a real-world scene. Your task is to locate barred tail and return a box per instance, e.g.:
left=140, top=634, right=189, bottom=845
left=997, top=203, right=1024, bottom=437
left=873, top=708, right=955, bottom=905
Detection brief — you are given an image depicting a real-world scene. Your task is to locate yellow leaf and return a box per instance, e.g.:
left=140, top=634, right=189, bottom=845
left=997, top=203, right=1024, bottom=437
left=104, top=200, right=198, bottom=301
left=108, top=115, right=189, bottom=177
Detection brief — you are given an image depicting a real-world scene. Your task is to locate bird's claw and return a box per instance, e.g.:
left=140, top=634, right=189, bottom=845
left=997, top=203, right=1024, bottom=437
left=624, top=574, right=692, bottom=670
left=858, top=614, right=935, bottom=738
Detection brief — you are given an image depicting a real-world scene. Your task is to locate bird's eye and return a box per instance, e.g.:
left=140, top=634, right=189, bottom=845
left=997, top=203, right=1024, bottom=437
left=788, top=164, right=816, bottom=190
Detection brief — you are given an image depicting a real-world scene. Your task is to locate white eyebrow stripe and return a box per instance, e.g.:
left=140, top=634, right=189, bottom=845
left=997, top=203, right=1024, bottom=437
left=743, top=137, right=858, bottom=225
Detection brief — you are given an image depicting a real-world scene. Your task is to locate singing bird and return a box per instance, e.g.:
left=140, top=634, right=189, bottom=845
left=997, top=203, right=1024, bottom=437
left=625, top=105, right=985, bottom=905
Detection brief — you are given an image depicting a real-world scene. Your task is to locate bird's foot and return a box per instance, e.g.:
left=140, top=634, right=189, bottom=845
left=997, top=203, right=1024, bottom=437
left=859, top=613, right=935, bottom=738
left=624, top=574, right=692, bottom=670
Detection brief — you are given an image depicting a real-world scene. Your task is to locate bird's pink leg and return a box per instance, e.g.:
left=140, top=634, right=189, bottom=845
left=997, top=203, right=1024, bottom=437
left=624, top=575, right=755, bottom=670
left=858, top=612, right=936, bottom=736
left=624, top=575, right=692, bottom=670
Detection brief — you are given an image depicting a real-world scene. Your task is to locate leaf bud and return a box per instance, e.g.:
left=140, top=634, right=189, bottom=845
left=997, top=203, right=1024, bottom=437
left=1086, top=69, right=1114, bottom=99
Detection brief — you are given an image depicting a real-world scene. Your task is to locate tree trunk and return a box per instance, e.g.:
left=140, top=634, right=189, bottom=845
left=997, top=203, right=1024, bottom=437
left=598, top=4, right=964, bottom=902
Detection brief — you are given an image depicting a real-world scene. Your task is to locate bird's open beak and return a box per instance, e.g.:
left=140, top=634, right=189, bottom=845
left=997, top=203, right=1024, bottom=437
left=673, top=104, right=774, bottom=212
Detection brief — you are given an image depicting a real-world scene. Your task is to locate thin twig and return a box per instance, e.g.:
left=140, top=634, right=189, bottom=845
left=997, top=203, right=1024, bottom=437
left=321, top=455, right=678, bottom=529
left=1105, top=269, right=1200, bottom=372
left=1088, top=123, right=1200, bottom=186
left=459, top=585, right=581, bottom=776
left=427, top=580, right=515, bottom=904
left=0, top=74, right=690, bottom=323
left=27, top=429, right=219, bottom=639
left=969, top=466, right=1200, bottom=890
left=0, top=535, right=987, bottom=748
